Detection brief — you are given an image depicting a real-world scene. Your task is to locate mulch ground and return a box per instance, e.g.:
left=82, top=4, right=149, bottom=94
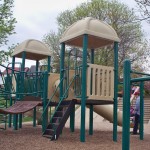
left=0, top=124, right=150, bottom=150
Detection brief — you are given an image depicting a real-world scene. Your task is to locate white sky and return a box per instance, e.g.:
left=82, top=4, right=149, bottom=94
left=2, top=0, right=150, bottom=68
left=9, top=0, right=88, bottom=46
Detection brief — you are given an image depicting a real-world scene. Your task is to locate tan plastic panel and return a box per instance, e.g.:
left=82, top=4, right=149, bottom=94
left=87, top=64, right=114, bottom=101
left=47, top=70, right=75, bottom=102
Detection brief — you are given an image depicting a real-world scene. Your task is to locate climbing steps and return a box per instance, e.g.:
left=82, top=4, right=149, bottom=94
left=43, top=100, right=76, bottom=140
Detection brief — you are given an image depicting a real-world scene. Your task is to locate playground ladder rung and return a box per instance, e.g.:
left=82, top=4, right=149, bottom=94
left=44, top=129, right=54, bottom=135
left=43, top=100, right=76, bottom=141
left=52, top=117, right=62, bottom=123
left=43, top=134, right=53, bottom=139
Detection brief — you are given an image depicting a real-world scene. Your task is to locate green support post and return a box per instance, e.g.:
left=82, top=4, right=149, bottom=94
left=70, top=103, right=75, bottom=132
left=13, top=114, right=18, bottom=130
left=69, top=50, right=75, bottom=132
left=80, top=34, right=88, bottom=142
left=140, top=81, right=144, bottom=140
left=33, top=60, right=39, bottom=127
left=47, top=56, right=51, bottom=123
left=48, top=56, right=51, bottom=72
left=19, top=51, right=26, bottom=128
left=122, top=59, right=131, bottom=150
left=113, top=42, right=118, bottom=141
left=13, top=73, right=20, bottom=130
left=89, top=105, right=93, bottom=135
left=9, top=56, right=15, bottom=127
left=89, top=48, right=94, bottom=135
left=60, top=43, right=65, bottom=101
left=42, top=71, right=48, bottom=132
left=59, top=43, right=65, bottom=135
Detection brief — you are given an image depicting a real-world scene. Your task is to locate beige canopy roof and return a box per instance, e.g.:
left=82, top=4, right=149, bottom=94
left=12, top=39, right=51, bottom=60
left=60, top=17, right=120, bottom=49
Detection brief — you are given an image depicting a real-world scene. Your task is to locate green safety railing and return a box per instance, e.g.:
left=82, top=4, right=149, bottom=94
left=50, top=75, right=77, bottom=136
left=41, top=77, right=64, bottom=119
left=75, top=65, right=82, bottom=97
left=68, top=49, right=83, bottom=98
left=42, top=75, right=77, bottom=134
left=0, top=65, right=44, bottom=97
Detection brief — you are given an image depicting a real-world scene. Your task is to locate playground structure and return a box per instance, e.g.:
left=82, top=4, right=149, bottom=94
left=0, top=17, right=149, bottom=150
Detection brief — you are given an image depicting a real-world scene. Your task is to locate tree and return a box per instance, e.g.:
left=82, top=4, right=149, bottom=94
left=43, top=0, right=150, bottom=75
left=135, top=0, right=150, bottom=23
left=42, top=31, right=61, bottom=72
left=0, top=0, right=16, bottom=63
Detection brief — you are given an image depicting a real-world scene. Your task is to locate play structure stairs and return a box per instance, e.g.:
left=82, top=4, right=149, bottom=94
left=118, top=97, right=150, bottom=123
left=43, top=99, right=76, bottom=140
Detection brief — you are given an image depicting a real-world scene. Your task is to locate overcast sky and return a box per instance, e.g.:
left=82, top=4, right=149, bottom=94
left=2, top=0, right=150, bottom=67
left=8, top=0, right=88, bottom=46
left=7, top=0, right=149, bottom=46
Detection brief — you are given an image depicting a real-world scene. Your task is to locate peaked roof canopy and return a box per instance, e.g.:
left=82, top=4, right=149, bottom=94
left=12, top=39, right=51, bottom=60
left=60, top=17, right=120, bottom=49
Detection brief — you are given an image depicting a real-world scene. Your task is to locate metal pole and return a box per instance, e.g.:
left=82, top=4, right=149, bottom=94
left=140, top=81, right=144, bottom=140
left=80, top=34, right=88, bottom=142
left=42, top=71, right=48, bottom=132
left=8, top=56, right=15, bottom=127
left=89, top=48, right=94, bottom=135
left=19, top=51, right=26, bottom=128
left=60, top=43, right=65, bottom=101
left=13, top=73, right=20, bottom=130
left=48, top=56, right=51, bottom=72
left=113, top=42, right=118, bottom=141
left=131, top=77, right=150, bottom=82
left=122, top=59, right=131, bottom=150
left=33, top=60, right=39, bottom=127
left=70, top=103, right=75, bottom=132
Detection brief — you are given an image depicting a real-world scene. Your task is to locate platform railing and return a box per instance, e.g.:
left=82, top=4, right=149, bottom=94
left=87, top=64, right=114, bottom=100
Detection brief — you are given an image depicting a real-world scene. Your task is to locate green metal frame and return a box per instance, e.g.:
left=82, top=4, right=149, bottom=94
left=140, top=81, right=144, bottom=140
left=122, top=59, right=146, bottom=150
left=113, top=42, right=119, bottom=141
left=70, top=103, right=75, bottom=132
left=89, top=48, right=94, bottom=135
left=60, top=43, right=65, bottom=101
left=122, top=59, right=131, bottom=150
left=80, top=34, right=88, bottom=142
left=8, top=56, right=15, bottom=127
left=33, top=60, right=39, bottom=127
left=42, top=71, right=48, bottom=132
left=19, top=51, right=26, bottom=128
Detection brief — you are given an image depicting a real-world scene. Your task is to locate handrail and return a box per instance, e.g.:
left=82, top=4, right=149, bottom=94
left=0, top=88, right=43, bottom=95
left=7, top=62, right=22, bottom=70
left=131, top=70, right=150, bottom=76
left=41, top=77, right=64, bottom=118
left=0, top=64, right=21, bottom=73
left=0, top=64, right=44, bottom=74
left=49, top=75, right=76, bottom=123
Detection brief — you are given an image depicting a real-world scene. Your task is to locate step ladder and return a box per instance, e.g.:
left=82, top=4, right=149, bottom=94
left=43, top=100, right=76, bottom=140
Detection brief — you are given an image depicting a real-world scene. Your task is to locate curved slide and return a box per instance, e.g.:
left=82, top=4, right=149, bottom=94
left=92, top=87, right=139, bottom=126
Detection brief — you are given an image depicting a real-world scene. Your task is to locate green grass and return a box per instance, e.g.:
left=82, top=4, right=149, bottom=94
left=22, top=116, right=33, bottom=122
